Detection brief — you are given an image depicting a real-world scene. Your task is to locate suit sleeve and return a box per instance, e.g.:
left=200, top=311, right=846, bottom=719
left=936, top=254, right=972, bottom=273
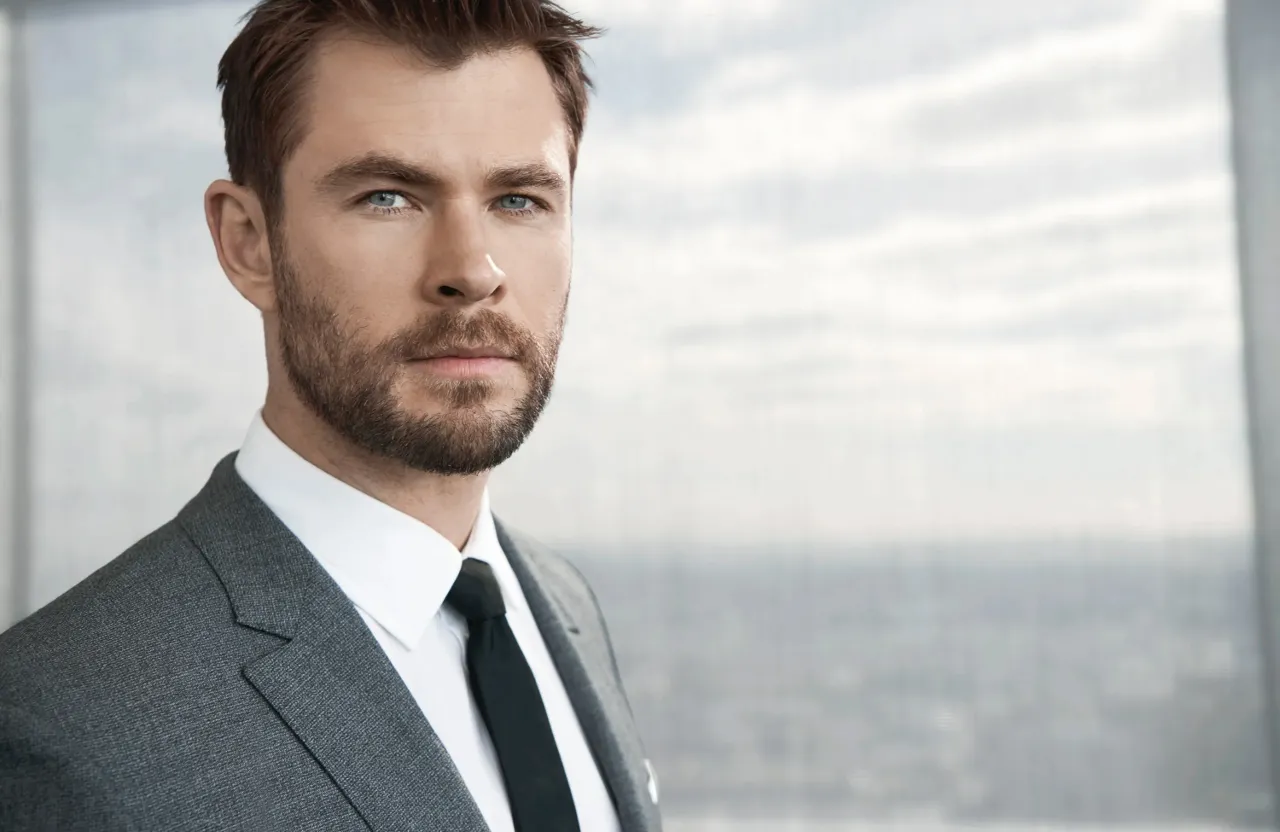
left=0, top=702, right=137, bottom=831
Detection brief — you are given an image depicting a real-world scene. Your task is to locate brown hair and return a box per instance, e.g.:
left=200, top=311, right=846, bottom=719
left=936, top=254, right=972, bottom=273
left=217, top=0, right=604, bottom=225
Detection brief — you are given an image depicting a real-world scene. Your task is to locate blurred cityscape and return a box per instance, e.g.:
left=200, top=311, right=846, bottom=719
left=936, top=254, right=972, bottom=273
left=578, top=537, right=1274, bottom=829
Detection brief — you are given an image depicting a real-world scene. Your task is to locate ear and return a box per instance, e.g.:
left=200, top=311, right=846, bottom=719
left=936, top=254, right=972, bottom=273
left=205, top=179, right=278, bottom=313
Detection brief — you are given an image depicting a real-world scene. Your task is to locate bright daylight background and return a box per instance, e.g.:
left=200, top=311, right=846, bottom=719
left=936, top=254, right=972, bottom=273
left=16, top=0, right=1272, bottom=829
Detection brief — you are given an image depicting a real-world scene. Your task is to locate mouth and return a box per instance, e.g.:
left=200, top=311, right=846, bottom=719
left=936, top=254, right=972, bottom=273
left=409, top=350, right=517, bottom=379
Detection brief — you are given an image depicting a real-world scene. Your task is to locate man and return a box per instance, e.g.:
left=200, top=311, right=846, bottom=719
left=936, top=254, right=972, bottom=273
left=0, top=1, right=661, bottom=830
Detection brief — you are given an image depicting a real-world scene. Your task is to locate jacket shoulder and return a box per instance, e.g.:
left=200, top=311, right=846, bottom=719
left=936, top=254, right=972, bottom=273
left=496, top=521, right=601, bottom=613
left=0, top=700, right=137, bottom=830
left=0, top=518, right=231, bottom=703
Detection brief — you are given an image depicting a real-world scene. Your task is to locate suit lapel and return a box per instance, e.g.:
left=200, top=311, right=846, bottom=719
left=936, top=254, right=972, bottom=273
left=178, top=454, right=490, bottom=832
left=495, top=521, right=661, bottom=832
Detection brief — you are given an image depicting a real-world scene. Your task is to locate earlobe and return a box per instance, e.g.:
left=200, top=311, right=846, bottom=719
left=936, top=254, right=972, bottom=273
left=204, top=179, right=278, bottom=313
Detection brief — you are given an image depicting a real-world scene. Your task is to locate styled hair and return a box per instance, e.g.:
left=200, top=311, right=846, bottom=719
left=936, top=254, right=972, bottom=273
left=216, top=0, right=604, bottom=224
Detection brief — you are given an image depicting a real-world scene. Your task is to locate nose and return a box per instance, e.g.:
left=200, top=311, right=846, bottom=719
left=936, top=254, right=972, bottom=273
left=421, top=201, right=506, bottom=306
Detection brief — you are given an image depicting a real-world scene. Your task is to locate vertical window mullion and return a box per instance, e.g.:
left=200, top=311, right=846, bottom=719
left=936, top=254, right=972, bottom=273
left=1226, top=0, right=1280, bottom=813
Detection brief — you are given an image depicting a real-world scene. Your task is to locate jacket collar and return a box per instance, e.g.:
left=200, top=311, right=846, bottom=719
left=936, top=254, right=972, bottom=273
left=177, top=453, right=490, bottom=832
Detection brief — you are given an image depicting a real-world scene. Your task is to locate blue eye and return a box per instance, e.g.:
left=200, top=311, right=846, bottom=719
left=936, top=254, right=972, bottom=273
left=499, top=195, right=538, bottom=213
left=367, top=191, right=409, bottom=211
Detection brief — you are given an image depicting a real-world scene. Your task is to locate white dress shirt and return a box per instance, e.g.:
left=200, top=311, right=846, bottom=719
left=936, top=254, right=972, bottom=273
left=234, top=411, right=621, bottom=832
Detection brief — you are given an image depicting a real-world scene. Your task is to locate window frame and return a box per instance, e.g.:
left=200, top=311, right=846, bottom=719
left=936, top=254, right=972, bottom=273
left=1227, top=0, right=1280, bottom=808
left=0, top=0, right=30, bottom=629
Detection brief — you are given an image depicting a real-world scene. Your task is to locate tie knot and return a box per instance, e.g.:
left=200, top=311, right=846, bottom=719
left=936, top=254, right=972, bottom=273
left=446, top=557, right=507, bottom=622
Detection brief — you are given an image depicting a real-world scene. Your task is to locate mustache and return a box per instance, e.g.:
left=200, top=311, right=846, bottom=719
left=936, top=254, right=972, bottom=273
left=387, top=309, right=535, bottom=361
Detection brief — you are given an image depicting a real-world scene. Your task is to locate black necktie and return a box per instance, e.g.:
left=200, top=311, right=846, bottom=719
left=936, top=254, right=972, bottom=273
left=446, top=557, right=581, bottom=832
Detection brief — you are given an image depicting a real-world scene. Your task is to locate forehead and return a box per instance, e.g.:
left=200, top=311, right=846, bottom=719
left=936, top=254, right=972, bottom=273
left=293, top=36, right=570, bottom=178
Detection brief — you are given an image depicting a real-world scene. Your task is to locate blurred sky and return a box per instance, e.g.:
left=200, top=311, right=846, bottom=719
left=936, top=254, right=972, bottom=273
left=22, top=0, right=1247, bottom=600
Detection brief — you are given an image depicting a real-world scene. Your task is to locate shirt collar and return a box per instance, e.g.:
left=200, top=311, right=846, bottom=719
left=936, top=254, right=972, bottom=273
left=233, top=410, right=526, bottom=651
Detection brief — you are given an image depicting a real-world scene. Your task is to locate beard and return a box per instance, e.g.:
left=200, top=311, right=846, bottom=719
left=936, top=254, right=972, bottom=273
left=271, top=239, right=564, bottom=476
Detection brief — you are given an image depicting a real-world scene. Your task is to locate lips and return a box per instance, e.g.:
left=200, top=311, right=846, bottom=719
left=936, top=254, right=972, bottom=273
left=411, top=352, right=516, bottom=380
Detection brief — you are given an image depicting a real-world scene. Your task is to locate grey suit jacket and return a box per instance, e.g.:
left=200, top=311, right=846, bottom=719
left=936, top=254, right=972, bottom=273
left=0, top=453, right=662, bottom=831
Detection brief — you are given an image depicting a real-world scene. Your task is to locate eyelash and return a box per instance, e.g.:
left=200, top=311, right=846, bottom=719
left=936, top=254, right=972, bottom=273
left=362, top=191, right=547, bottom=218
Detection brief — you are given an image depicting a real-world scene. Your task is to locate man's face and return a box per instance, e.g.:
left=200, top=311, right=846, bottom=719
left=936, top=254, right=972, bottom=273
left=270, top=38, right=573, bottom=475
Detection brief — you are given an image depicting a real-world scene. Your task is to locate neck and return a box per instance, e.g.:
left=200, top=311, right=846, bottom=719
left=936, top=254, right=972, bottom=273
left=260, top=387, right=488, bottom=551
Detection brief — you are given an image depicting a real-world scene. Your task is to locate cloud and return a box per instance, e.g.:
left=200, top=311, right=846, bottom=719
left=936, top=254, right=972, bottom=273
left=694, top=0, right=1218, bottom=104
left=662, top=312, right=843, bottom=347
left=560, top=0, right=790, bottom=44
left=20, top=0, right=1251, bottom=549
left=494, top=393, right=1251, bottom=547
left=33, top=211, right=265, bottom=402
left=97, top=77, right=225, bottom=149
left=578, top=0, right=1225, bottom=192
left=572, top=175, right=1233, bottom=319
left=562, top=166, right=1240, bottom=434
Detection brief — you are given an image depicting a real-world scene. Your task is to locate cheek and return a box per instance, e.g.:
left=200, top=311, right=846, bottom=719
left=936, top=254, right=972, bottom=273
left=516, top=257, right=571, bottom=330
left=496, top=229, right=571, bottom=298
left=299, top=223, right=425, bottom=310
left=283, top=248, right=415, bottom=347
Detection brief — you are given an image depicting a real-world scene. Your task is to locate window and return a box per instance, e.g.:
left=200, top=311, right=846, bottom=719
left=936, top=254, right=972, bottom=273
left=20, top=0, right=1274, bottom=827
left=27, top=1, right=265, bottom=606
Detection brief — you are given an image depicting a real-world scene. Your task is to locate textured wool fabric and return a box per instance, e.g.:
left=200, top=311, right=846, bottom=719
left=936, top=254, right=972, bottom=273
left=0, top=453, right=662, bottom=832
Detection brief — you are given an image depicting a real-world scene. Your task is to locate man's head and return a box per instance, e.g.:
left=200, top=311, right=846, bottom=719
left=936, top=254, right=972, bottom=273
left=205, top=0, right=602, bottom=476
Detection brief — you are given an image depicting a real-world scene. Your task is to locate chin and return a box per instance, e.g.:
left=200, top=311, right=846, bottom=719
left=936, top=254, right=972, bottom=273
left=400, top=388, right=521, bottom=418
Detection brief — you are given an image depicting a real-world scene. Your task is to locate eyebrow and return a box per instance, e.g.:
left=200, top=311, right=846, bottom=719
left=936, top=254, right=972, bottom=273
left=314, top=153, right=569, bottom=200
